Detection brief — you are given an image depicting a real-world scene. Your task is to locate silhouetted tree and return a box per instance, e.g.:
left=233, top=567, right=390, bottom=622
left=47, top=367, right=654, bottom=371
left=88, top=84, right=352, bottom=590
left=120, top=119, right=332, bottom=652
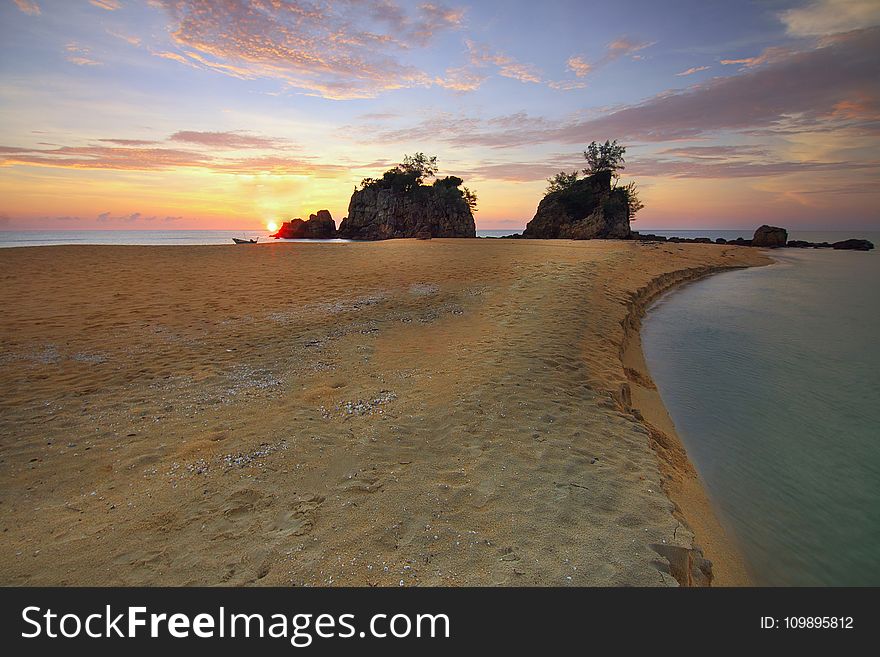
left=546, top=170, right=580, bottom=194
left=620, top=181, right=644, bottom=219
left=433, top=175, right=464, bottom=188
left=400, top=152, right=438, bottom=183
left=583, top=140, right=626, bottom=177
left=462, top=187, right=478, bottom=212
left=360, top=155, right=477, bottom=213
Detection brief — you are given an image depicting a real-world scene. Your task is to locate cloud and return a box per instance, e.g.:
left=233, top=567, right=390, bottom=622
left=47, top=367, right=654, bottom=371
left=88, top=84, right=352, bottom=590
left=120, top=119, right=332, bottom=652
left=385, top=27, right=879, bottom=148
left=720, top=57, right=759, bottom=66
left=169, top=130, right=292, bottom=149
left=466, top=41, right=542, bottom=83
left=781, top=0, right=880, bottom=37
left=625, top=155, right=876, bottom=179
left=560, top=37, right=652, bottom=88
left=90, top=0, right=122, bottom=9
left=435, top=65, right=486, bottom=91
left=547, top=79, right=587, bottom=91
left=359, top=110, right=552, bottom=148
left=108, top=30, right=142, bottom=46
left=97, top=138, right=159, bottom=146
left=0, top=133, right=351, bottom=176
left=544, top=29, right=880, bottom=143
left=357, top=111, right=400, bottom=121
left=603, top=37, right=654, bottom=62
left=12, top=0, right=40, bottom=15
left=65, top=43, right=102, bottom=66
left=153, top=50, right=188, bottom=64
left=676, top=65, right=710, bottom=76
left=457, top=156, right=578, bottom=182
left=657, top=145, right=771, bottom=159
left=566, top=56, right=592, bottom=78
left=453, top=145, right=876, bottom=184
left=67, top=57, right=102, bottom=66
left=96, top=211, right=183, bottom=223
left=151, top=0, right=465, bottom=99
left=1, top=144, right=213, bottom=170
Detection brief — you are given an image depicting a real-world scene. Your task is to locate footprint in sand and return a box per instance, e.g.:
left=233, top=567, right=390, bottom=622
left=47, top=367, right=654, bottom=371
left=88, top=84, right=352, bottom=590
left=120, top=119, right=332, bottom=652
left=266, top=494, right=325, bottom=539
left=338, top=471, right=384, bottom=494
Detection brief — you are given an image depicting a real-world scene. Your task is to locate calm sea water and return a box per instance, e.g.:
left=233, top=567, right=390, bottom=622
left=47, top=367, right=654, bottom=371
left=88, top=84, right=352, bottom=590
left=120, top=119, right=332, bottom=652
left=642, top=239, right=880, bottom=586
left=0, top=229, right=525, bottom=247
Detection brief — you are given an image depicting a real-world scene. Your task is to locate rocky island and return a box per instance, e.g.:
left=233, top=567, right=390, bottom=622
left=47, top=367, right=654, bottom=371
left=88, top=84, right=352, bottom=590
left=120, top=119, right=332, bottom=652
left=271, top=210, right=336, bottom=239
left=337, top=153, right=476, bottom=240
left=632, top=225, right=875, bottom=250
left=521, top=170, right=631, bottom=239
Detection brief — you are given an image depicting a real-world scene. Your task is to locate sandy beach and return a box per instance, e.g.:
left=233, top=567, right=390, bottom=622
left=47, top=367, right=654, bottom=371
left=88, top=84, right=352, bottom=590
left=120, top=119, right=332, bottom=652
left=0, top=239, right=768, bottom=586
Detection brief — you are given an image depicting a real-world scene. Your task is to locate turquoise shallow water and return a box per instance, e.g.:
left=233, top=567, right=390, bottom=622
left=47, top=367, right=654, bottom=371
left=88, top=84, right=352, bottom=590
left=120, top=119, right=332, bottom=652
left=641, top=244, right=880, bottom=585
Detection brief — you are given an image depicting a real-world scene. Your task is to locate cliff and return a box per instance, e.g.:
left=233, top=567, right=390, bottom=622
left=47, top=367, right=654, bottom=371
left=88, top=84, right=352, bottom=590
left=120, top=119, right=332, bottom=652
left=522, top=170, right=631, bottom=239
left=337, top=182, right=476, bottom=240
left=272, top=210, right=336, bottom=239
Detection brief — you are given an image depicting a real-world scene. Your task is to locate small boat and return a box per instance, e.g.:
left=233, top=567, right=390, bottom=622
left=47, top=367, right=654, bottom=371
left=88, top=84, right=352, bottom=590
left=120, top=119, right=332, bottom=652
left=232, top=237, right=258, bottom=244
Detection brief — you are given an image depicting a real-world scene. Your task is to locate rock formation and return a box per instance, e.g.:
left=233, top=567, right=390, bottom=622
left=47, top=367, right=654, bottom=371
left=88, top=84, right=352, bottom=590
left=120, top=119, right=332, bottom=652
left=751, top=225, right=788, bottom=247
left=521, top=170, right=631, bottom=239
left=272, top=210, right=336, bottom=239
left=337, top=183, right=475, bottom=240
left=831, top=238, right=874, bottom=251
left=630, top=229, right=874, bottom=251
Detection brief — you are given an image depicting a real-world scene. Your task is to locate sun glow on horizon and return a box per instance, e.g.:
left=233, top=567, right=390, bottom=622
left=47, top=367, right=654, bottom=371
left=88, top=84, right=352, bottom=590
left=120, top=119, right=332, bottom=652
left=266, top=221, right=278, bottom=233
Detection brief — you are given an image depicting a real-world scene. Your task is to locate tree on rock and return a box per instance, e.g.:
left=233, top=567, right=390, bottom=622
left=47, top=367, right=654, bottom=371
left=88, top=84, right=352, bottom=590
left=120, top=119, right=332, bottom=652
left=546, top=170, right=580, bottom=194
left=621, top=181, right=644, bottom=219
left=583, top=140, right=626, bottom=177
left=340, top=154, right=477, bottom=240
left=524, top=140, right=644, bottom=239
left=401, top=152, right=438, bottom=182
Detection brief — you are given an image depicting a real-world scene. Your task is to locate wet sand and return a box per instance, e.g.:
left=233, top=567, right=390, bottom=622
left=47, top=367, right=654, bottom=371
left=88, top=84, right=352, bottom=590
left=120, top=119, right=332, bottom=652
left=0, top=239, right=768, bottom=586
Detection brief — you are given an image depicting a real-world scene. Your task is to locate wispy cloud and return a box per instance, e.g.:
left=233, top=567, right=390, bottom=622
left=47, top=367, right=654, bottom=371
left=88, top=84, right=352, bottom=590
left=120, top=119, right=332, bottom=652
left=1, top=130, right=349, bottom=176
left=375, top=27, right=879, bottom=148
left=547, top=79, right=587, bottom=91
left=603, top=37, right=654, bottom=62
left=96, top=211, right=182, bottom=223
left=151, top=0, right=466, bottom=99
left=65, top=43, right=102, bottom=66
left=566, top=56, right=592, bottom=78
left=676, top=65, right=710, bottom=76
left=466, top=41, right=542, bottom=83
left=720, top=57, right=759, bottom=66
left=90, top=0, right=122, bottom=10
left=435, top=65, right=487, bottom=91
left=625, top=155, right=876, bottom=179
left=781, top=0, right=880, bottom=37
left=560, top=37, right=653, bottom=88
left=97, top=138, right=160, bottom=146
left=107, top=29, right=141, bottom=46
left=169, top=130, right=293, bottom=149
left=13, top=0, right=40, bottom=16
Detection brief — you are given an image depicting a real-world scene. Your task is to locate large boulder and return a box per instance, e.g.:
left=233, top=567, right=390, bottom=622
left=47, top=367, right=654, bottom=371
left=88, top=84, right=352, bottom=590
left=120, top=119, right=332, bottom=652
left=832, top=238, right=874, bottom=251
left=337, top=185, right=475, bottom=240
left=273, top=210, right=336, bottom=239
left=752, top=225, right=788, bottom=247
left=522, top=171, right=630, bottom=239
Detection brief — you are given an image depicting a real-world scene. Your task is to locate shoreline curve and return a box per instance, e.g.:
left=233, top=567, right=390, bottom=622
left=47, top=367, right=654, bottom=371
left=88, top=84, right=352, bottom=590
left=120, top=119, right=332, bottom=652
left=618, top=262, right=770, bottom=586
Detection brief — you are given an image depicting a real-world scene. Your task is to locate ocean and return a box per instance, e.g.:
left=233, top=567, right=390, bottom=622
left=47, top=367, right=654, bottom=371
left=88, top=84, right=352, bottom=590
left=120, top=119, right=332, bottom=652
left=0, top=229, right=521, bottom=247
left=641, top=234, right=880, bottom=585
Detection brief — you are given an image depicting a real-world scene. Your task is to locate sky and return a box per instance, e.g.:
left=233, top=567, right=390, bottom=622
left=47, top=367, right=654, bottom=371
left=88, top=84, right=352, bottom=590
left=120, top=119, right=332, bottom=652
left=0, top=0, right=878, bottom=231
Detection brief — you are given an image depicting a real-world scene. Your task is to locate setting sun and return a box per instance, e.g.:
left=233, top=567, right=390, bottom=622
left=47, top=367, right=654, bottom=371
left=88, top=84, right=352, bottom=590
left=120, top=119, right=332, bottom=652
left=266, top=221, right=278, bottom=233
